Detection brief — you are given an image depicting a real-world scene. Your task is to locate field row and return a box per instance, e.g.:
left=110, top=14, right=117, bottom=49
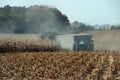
left=0, top=52, right=120, bottom=80
left=0, top=38, right=60, bottom=52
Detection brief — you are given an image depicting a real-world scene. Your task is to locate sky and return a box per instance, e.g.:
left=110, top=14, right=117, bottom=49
left=0, top=0, right=120, bottom=25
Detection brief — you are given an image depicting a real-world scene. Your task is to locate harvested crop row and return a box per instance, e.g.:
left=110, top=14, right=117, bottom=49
left=0, top=52, right=120, bottom=80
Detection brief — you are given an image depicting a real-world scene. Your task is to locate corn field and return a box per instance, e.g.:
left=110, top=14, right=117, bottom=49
left=0, top=34, right=120, bottom=80
left=0, top=34, right=60, bottom=52
left=0, top=51, right=120, bottom=80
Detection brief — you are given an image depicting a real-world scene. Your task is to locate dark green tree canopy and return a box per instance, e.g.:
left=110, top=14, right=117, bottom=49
left=0, top=5, right=70, bottom=33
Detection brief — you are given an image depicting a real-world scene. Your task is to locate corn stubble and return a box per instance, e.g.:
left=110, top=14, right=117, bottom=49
left=0, top=52, right=120, bottom=80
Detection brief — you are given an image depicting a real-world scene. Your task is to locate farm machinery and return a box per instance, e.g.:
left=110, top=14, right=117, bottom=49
left=42, top=31, right=94, bottom=51
left=73, top=34, right=94, bottom=51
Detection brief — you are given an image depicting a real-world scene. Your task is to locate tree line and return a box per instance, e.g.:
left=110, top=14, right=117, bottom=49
left=71, top=21, right=120, bottom=31
left=0, top=5, right=70, bottom=33
left=0, top=5, right=119, bottom=34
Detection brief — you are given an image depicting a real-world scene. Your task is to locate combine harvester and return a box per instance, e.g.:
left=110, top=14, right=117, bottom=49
left=73, top=33, right=94, bottom=51
left=42, top=31, right=94, bottom=51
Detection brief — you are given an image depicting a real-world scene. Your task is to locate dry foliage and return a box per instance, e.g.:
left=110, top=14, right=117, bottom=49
left=0, top=37, right=60, bottom=52
left=91, top=30, right=120, bottom=51
left=0, top=51, right=120, bottom=80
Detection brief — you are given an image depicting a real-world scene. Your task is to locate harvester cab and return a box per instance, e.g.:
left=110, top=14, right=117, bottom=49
left=73, top=34, right=94, bottom=51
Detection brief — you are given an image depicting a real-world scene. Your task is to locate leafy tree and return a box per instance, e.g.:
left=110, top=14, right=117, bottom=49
left=25, top=5, right=70, bottom=33
left=111, top=24, right=120, bottom=30
left=71, top=21, right=94, bottom=31
left=10, top=6, right=27, bottom=33
left=71, top=21, right=80, bottom=28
